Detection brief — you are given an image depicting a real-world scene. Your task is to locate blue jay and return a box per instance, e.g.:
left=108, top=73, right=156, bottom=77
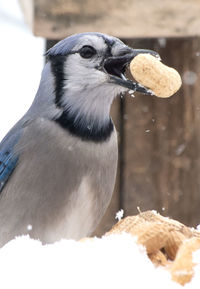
left=0, top=32, right=158, bottom=246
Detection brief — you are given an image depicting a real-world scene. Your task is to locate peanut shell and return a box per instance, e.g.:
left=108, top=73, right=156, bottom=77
left=130, top=54, right=182, bottom=98
left=170, top=237, right=200, bottom=285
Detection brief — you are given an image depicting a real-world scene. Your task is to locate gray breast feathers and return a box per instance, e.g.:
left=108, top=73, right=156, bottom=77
left=0, top=118, right=117, bottom=245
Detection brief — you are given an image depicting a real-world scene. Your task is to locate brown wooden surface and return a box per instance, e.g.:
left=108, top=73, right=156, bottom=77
left=121, top=37, right=200, bottom=227
left=20, top=0, right=200, bottom=39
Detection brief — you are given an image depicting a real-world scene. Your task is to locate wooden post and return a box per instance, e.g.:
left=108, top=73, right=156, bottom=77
left=121, top=37, right=200, bottom=227
left=19, top=0, right=200, bottom=39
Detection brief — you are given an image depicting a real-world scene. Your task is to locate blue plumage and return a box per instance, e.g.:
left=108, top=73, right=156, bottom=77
left=0, top=133, right=20, bottom=192
left=46, top=32, right=115, bottom=57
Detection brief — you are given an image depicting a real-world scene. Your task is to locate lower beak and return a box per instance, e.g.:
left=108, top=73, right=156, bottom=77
left=103, top=48, right=160, bottom=94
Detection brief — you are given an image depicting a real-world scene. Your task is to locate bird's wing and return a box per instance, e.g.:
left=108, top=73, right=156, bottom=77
left=0, top=132, right=21, bottom=192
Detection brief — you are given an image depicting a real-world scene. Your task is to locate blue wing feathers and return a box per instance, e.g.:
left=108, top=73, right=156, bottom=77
left=0, top=132, right=21, bottom=192
left=0, top=151, right=18, bottom=192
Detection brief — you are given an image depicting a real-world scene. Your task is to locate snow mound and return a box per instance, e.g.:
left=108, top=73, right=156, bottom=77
left=0, top=233, right=198, bottom=289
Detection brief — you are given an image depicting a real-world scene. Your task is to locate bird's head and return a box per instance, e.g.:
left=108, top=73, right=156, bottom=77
left=37, top=33, right=159, bottom=141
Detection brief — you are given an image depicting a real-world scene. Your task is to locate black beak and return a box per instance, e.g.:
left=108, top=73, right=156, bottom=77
left=103, top=48, right=160, bottom=95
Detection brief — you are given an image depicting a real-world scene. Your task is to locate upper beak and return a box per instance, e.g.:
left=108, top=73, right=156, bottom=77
left=103, top=48, right=160, bottom=95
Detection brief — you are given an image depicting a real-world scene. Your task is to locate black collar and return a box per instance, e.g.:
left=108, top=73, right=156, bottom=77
left=55, top=110, right=114, bottom=142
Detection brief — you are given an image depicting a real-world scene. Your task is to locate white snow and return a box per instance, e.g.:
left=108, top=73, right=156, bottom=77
left=192, top=250, right=200, bottom=286
left=196, top=224, right=200, bottom=231
left=0, top=234, right=179, bottom=289
left=0, top=233, right=199, bottom=288
left=158, top=38, right=167, bottom=48
left=183, top=71, right=198, bottom=85
left=0, top=0, right=44, bottom=141
left=128, top=89, right=135, bottom=98
left=115, top=209, right=124, bottom=221
left=27, top=224, right=33, bottom=231
left=175, top=143, right=186, bottom=156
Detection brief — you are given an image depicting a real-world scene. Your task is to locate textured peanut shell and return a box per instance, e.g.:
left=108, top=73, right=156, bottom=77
left=105, top=210, right=200, bottom=285
left=148, top=250, right=168, bottom=267
left=130, top=54, right=182, bottom=98
left=170, top=237, right=200, bottom=285
left=164, top=231, right=186, bottom=260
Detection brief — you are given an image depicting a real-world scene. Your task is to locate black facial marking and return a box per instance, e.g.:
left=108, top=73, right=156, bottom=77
left=103, top=36, right=115, bottom=48
left=103, top=37, right=114, bottom=58
left=55, top=110, right=114, bottom=143
left=48, top=54, right=66, bottom=108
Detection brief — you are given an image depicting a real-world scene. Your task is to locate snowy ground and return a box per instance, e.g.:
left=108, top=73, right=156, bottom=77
left=0, top=233, right=199, bottom=289
left=0, top=0, right=44, bottom=141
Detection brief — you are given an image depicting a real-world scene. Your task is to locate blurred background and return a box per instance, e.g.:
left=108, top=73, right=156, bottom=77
left=0, top=0, right=44, bottom=141
left=1, top=0, right=200, bottom=235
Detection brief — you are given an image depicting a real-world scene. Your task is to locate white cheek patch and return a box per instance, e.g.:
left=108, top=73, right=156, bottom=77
left=63, top=54, right=108, bottom=91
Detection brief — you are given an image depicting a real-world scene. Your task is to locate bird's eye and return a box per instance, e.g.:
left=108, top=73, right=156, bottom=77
left=79, top=46, right=96, bottom=59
